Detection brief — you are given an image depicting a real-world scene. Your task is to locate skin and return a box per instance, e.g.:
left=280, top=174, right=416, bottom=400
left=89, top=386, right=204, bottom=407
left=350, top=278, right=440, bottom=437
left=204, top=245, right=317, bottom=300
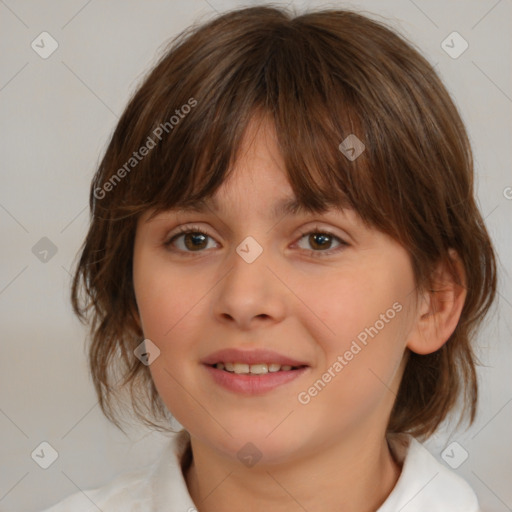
left=132, top=113, right=466, bottom=512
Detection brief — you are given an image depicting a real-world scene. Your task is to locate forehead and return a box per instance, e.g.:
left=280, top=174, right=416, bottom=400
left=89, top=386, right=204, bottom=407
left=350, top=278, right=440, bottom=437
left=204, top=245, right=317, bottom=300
left=145, top=113, right=352, bottom=222
left=170, top=194, right=349, bottom=218
left=138, top=193, right=363, bottom=235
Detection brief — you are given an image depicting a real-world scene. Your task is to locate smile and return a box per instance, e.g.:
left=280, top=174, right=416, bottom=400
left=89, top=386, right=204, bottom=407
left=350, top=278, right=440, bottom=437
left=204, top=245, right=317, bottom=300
left=204, top=364, right=309, bottom=395
left=213, top=362, right=305, bottom=374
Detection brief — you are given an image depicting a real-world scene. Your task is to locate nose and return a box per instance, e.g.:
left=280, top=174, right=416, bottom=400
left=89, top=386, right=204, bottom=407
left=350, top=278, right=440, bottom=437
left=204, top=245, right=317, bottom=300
left=210, top=240, right=288, bottom=331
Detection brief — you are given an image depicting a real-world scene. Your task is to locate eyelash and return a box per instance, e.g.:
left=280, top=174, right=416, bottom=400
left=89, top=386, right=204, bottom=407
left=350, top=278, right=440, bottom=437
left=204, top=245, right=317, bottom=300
left=164, top=224, right=349, bottom=258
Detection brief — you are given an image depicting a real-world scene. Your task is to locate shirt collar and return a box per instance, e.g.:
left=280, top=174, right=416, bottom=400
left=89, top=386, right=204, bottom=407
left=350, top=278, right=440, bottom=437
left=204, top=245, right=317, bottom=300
left=147, top=429, right=196, bottom=511
left=147, top=430, right=413, bottom=511
left=146, top=430, right=476, bottom=511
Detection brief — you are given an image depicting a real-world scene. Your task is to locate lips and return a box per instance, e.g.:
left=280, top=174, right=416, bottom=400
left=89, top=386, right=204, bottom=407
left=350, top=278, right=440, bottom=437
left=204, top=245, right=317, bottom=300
left=215, top=362, right=300, bottom=375
left=203, top=362, right=309, bottom=394
left=201, top=348, right=309, bottom=368
left=201, top=348, right=310, bottom=394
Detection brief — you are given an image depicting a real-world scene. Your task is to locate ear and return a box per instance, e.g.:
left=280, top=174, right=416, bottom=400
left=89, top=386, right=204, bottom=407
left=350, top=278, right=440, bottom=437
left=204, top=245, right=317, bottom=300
left=407, top=249, right=467, bottom=355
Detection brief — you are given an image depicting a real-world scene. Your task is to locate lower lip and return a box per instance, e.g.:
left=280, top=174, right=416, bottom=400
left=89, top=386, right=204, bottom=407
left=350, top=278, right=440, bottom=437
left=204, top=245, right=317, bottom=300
left=203, top=364, right=309, bottom=395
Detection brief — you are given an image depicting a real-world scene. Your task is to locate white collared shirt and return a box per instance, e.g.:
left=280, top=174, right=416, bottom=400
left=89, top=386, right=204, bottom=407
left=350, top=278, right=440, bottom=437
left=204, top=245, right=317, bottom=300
left=40, top=430, right=480, bottom=511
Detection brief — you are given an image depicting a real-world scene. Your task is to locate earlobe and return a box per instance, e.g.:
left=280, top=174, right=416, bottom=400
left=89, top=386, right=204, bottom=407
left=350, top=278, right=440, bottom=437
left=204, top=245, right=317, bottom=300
left=407, top=250, right=467, bottom=355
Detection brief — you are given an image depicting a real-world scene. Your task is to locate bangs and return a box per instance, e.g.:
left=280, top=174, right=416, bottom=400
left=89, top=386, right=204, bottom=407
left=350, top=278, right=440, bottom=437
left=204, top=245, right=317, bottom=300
left=95, top=13, right=395, bottom=237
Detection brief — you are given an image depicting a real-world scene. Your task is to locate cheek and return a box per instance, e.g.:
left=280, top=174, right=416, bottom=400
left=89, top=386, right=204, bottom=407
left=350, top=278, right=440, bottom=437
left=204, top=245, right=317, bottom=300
left=133, top=252, right=194, bottom=340
left=300, top=266, right=406, bottom=351
left=302, top=266, right=412, bottom=401
left=133, top=257, right=208, bottom=421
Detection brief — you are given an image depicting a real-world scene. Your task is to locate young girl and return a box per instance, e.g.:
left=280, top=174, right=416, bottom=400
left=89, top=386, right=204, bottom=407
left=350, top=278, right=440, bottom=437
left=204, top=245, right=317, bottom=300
left=42, top=5, right=497, bottom=511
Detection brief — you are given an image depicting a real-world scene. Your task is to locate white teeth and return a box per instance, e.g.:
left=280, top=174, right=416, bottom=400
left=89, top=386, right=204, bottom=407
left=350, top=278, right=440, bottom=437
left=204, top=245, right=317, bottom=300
left=214, top=362, right=298, bottom=374
left=233, top=363, right=250, bottom=374
left=249, top=364, right=268, bottom=375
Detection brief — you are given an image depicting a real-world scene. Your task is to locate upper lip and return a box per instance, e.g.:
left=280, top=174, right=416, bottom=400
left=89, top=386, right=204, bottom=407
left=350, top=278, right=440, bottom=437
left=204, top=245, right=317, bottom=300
left=201, top=348, right=309, bottom=367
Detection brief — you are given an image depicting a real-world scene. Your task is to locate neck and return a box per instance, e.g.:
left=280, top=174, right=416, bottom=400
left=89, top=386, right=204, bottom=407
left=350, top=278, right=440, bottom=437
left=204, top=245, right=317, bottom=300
left=184, top=429, right=402, bottom=512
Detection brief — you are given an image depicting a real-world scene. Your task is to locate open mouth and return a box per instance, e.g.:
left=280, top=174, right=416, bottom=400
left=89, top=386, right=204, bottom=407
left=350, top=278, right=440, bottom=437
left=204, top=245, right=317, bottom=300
left=204, top=359, right=310, bottom=394
left=208, top=362, right=308, bottom=375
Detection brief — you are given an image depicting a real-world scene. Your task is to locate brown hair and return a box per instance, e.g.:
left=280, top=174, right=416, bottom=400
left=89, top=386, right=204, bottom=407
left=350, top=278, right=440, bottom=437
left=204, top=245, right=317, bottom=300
left=71, top=5, right=497, bottom=438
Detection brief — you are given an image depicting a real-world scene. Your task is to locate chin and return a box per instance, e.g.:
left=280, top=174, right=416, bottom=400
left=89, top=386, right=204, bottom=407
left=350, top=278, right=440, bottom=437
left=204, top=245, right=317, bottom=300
left=194, top=421, right=308, bottom=467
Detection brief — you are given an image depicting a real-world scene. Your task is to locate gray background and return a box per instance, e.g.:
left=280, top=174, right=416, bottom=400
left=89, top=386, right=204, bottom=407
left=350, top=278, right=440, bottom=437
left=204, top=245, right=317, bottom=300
left=0, top=0, right=510, bottom=511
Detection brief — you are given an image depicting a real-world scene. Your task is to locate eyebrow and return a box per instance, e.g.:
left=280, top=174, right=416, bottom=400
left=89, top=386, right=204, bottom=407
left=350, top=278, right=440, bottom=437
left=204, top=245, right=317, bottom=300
left=174, top=195, right=348, bottom=219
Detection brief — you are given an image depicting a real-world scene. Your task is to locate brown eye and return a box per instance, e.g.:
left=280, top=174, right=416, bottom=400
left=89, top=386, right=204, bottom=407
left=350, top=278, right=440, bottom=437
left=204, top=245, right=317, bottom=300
left=182, top=232, right=208, bottom=251
left=165, top=227, right=216, bottom=253
left=164, top=225, right=349, bottom=258
left=308, top=233, right=332, bottom=250
left=296, top=228, right=349, bottom=257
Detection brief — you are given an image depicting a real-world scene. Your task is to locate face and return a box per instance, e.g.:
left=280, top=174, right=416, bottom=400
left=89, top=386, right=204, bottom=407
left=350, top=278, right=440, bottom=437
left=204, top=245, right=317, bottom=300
left=132, top=115, right=421, bottom=465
